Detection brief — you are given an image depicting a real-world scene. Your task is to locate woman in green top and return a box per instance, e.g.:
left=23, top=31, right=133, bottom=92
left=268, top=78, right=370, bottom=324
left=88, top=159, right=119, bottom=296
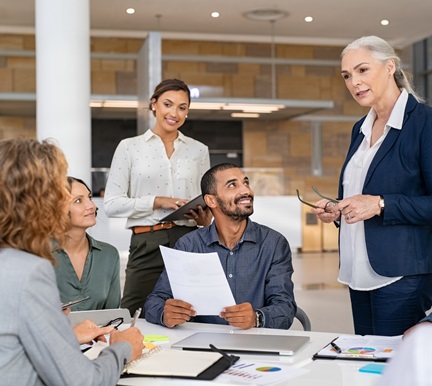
left=54, top=177, right=121, bottom=310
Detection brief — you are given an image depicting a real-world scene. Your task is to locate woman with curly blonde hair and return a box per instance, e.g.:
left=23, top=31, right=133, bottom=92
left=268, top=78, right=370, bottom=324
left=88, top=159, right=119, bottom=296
left=0, top=138, right=144, bottom=386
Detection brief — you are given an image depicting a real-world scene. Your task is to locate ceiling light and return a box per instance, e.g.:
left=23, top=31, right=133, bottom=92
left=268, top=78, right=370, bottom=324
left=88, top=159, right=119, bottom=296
left=211, top=12, right=220, bottom=18
left=90, top=100, right=286, bottom=113
left=189, top=102, right=224, bottom=110
left=305, top=16, right=313, bottom=23
left=380, top=19, right=390, bottom=26
left=231, top=113, right=260, bottom=118
left=90, top=100, right=138, bottom=108
left=126, top=8, right=135, bottom=15
left=243, top=9, right=288, bottom=22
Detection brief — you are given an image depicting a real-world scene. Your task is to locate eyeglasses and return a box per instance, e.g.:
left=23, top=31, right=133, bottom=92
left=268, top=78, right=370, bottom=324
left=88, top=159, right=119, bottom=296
left=102, top=317, right=124, bottom=330
left=296, top=186, right=339, bottom=209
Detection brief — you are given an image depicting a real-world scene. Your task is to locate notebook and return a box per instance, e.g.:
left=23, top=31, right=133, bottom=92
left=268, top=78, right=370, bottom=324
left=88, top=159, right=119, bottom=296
left=86, top=342, right=238, bottom=380
left=171, top=332, right=310, bottom=356
left=160, top=194, right=207, bottom=222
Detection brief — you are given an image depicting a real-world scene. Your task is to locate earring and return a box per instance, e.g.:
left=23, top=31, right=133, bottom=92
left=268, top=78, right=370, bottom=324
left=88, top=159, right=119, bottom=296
left=186, top=115, right=188, bottom=118
left=152, top=108, right=155, bottom=111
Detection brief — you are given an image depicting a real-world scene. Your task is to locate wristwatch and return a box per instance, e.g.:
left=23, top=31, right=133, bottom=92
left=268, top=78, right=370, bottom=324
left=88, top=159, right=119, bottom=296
left=378, top=195, right=385, bottom=215
left=255, top=310, right=264, bottom=328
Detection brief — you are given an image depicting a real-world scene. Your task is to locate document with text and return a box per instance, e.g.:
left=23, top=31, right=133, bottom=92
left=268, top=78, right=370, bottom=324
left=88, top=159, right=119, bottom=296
left=160, top=246, right=236, bottom=315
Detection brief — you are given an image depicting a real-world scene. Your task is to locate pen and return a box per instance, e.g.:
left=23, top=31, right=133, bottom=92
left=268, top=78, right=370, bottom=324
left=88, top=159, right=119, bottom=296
left=330, top=340, right=342, bottom=354
left=131, top=307, right=142, bottom=327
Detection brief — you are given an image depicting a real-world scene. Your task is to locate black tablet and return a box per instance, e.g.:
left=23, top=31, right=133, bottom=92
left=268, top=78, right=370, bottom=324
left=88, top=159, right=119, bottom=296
left=160, top=195, right=207, bottom=222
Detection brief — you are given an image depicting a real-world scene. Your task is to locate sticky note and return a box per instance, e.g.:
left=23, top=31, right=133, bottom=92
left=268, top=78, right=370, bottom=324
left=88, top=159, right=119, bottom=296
left=144, top=342, right=157, bottom=349
left=144, top=334, right=169, bottom=343
left=359, top=363, right=386, bottom=374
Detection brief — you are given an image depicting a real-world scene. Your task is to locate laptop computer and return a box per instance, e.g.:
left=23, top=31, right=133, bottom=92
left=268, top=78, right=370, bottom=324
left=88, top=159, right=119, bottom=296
left=67, top=308, right=131, bottom=328
left=171, top=332, right=310, bottom=356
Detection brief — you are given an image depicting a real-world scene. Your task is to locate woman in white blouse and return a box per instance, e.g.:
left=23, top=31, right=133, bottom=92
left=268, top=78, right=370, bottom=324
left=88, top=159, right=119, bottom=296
left=104, top=79, right=211, bottom=317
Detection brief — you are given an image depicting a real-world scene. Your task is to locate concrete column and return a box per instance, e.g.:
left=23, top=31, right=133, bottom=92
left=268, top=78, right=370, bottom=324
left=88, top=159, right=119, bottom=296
left=137, top=32, right=161, bottom=135
left=35, top=0, right=92, bottom=186
left=311, top=121, right=323, bottom=176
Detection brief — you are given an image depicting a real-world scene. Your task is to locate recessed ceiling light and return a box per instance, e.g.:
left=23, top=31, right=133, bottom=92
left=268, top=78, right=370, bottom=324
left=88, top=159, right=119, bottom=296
left=211, top=11, right=220, bottom=18
left=305, top=16, right=313, bottom=23
left=243, top=9, right=289, bottom=22
left=126, top=8, right=135, bottom=15
left=380, top=19, right=390, bottom=26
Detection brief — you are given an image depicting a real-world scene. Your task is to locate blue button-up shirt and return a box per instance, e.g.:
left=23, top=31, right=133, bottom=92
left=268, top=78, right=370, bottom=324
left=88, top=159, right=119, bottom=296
left=145, top=219, right=296, bottom=329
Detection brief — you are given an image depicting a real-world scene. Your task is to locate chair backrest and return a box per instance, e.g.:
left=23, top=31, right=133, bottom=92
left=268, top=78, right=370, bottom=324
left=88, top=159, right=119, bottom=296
left=295, top=306, right=312, bottom=331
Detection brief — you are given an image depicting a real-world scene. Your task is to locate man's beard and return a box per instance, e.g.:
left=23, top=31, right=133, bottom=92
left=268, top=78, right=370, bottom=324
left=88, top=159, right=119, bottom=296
left=216, top=195, right=254, bottom=222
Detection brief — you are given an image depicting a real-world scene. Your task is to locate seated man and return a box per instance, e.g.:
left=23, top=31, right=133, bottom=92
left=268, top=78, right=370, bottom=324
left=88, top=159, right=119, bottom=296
left=145, top=163, right=297, bottom=330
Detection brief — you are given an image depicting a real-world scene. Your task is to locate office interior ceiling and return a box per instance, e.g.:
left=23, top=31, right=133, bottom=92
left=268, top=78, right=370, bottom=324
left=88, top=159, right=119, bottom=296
left=1, top=0, right=431, bottom=120
left=1, top=0, right=431, bottom=48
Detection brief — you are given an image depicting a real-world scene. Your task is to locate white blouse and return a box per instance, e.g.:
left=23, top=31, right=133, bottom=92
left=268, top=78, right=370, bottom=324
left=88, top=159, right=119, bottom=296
left=338, top=90, right=408, bottom=290
left=104, top=129, right=210, bottom=229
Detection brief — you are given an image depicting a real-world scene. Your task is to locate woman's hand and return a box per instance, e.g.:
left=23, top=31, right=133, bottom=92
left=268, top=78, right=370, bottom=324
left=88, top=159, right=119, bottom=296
left=110, top=327, right=145, bottom=361
left=335, top=194, right=381, bottom=223
left=73, top=319, right=114, bottom=345
left=312, top=199, right=340, bottom=223
left=154, top=197, right=189, bottom=210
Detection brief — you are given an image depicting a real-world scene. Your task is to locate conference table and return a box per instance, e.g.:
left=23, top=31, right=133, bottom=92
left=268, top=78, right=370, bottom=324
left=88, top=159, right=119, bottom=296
left=116, top=319, right=382, bottom=386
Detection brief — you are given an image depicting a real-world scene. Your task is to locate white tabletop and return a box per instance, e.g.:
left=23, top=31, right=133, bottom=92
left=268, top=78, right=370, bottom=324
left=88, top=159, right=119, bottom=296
left=116, top=319, right=382, bottom=386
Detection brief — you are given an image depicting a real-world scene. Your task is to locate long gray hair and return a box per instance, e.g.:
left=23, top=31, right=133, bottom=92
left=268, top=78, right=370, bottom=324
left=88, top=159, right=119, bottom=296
left=342, top=36, right=423, bottom=102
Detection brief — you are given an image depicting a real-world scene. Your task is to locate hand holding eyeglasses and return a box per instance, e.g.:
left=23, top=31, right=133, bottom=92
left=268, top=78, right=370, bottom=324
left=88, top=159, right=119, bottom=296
left=73, top=319, right=115, bottom=345
left=296, top=186, right=341, bottom=223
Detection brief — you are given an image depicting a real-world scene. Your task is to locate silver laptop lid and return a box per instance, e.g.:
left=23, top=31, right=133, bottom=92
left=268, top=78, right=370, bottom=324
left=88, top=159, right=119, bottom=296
left=171, top=332, right=310, bottom=356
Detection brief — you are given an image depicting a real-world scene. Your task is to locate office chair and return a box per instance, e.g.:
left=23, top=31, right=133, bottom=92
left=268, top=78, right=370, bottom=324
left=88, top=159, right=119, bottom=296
left=295, top=306, right=312, bottom=331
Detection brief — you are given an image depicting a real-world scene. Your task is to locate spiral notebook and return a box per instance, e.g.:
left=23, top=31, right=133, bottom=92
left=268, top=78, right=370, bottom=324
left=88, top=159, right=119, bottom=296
left=86, top=342, right=238, bottom=380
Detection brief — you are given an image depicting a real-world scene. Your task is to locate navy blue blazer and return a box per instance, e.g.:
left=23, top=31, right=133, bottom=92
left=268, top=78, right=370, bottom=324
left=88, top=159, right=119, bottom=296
left=338, top=94, right=432, bottom=277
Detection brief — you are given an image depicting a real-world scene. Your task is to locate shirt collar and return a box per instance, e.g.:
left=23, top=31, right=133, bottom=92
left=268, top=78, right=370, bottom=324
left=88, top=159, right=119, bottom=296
left=206, top=218, right=257, bottom=248
left=360, top=89, right=408, bottom=136
left=144, top=129, right=188, bottom=144
left=86, top=234, right=102, bottom=251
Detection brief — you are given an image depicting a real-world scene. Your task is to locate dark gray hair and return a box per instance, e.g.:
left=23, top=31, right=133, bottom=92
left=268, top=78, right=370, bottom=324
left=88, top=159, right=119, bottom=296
left=342, top=35, right=423, bottom=102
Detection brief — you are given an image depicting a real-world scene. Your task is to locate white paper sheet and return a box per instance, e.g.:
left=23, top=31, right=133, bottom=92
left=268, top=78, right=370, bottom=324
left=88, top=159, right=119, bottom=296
left=159, top=246, right=236, bottom=315
left=216, top=361, right=309, bottom=385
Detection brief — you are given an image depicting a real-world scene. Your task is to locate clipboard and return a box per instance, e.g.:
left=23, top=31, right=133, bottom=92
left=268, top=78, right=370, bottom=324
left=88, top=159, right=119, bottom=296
left=160, top=194, right=207, bottom=222
left=312, top=335, right=401, bottom=362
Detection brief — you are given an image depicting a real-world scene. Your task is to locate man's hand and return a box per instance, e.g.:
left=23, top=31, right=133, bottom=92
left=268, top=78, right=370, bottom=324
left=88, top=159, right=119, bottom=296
left=163, top=299, right=196, bottom=328
left=219, top=302, right=255, bottom=329
left=73, top=319, right=114, bottom=345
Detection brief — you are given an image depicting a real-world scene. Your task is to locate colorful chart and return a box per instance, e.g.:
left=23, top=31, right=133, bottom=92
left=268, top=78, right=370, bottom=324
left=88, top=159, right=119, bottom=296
left=256, top=366, right=282, bottom=372
left=347, top=347, right=376, bottom=355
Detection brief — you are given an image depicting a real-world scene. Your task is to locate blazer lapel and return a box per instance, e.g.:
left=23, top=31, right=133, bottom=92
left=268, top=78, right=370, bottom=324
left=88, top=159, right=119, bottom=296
left=363, top=129, right=400, bottom=188
left=363, top=95, right=417, bottom=188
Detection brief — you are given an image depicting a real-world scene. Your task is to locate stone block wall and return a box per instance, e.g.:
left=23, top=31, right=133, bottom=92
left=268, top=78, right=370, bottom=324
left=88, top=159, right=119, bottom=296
left=0, top=33, right=371, bottom=196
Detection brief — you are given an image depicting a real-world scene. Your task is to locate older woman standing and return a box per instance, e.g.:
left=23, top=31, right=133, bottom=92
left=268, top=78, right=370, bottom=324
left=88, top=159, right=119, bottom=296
left=313, top=36, right=432, bottom=336
left=104, top=79, right=211, bottom=317
left=0, top=138, right=144, bottom=385
left=54, top=177, right=121, bottom=310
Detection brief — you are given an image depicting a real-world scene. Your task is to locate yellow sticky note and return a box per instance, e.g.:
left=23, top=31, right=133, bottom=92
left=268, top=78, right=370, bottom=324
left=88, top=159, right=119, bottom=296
left=144, top=342, right=157, bottom=349
left=144, top=334, right=169, bottom=343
